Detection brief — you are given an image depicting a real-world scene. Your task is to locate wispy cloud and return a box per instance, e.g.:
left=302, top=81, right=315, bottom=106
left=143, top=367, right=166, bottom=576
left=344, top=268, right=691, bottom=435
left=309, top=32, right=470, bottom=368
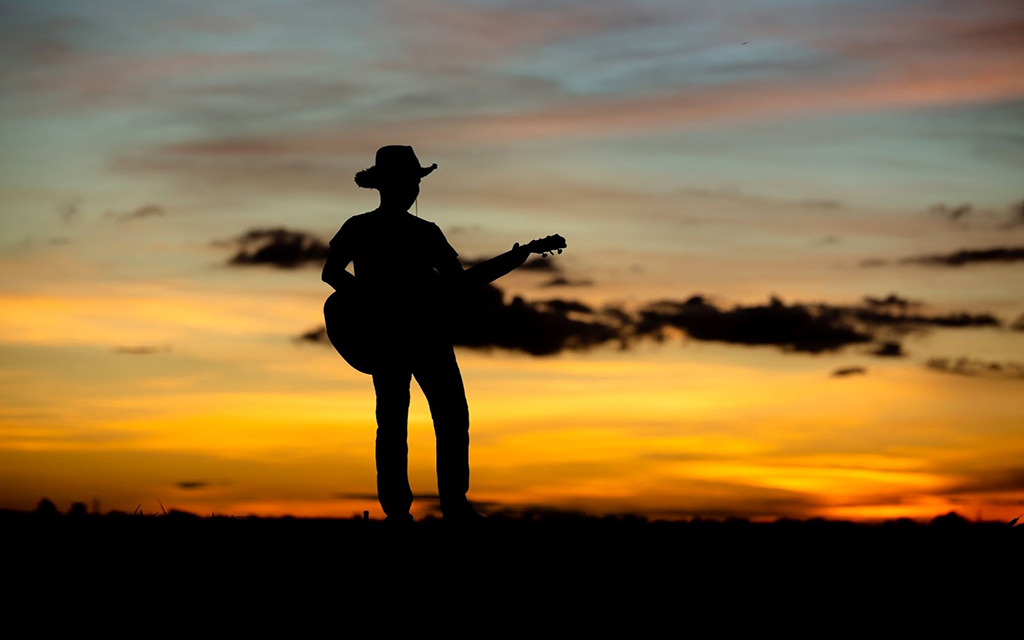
left=832, top=366, right=867, bottom=377
left=119, top=4, right=1024, bottom=183
left=376, top=1, right=646, bottom=73
left=926, top=357, right=1024, bottom=380
left=938, top=467, right=1024, bottom=495
left=151, top=57, right=1024, bottom=160
left=541, top=277, right=594, bottom=287
left=56, top=198, right=80, bottom=224
left=113, top=345, right=172, bottom=355
left=105, top=204, right=165, bottom=223
left=901, top=246, right=1024, bottom=267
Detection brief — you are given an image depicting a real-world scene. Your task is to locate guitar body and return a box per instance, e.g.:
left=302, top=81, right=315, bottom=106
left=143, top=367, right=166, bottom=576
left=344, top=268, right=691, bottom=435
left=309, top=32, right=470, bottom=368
left=323, top=284, right=380, bottom=375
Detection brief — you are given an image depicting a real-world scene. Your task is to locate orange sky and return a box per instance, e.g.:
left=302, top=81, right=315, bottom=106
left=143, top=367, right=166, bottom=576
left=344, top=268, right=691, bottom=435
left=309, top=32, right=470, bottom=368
left=1, top=0, right=1022, bottom=520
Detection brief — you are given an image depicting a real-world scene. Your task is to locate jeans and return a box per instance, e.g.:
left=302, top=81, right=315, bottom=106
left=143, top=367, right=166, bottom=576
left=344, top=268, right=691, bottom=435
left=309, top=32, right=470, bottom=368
left=371, top=341, right=470, bottom=518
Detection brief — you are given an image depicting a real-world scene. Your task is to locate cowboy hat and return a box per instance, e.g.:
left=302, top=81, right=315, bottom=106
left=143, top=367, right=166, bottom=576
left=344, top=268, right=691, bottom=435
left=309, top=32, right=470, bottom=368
left=354, top=145, right=437, bottom=189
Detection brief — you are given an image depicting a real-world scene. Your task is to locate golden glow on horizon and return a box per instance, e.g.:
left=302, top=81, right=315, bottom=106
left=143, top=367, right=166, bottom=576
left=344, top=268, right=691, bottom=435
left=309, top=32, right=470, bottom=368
left=3, top=319, right=1021, bottom=520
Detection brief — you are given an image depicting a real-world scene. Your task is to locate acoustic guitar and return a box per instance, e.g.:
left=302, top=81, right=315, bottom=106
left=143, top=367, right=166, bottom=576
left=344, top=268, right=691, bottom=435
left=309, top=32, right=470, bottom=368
left=324, top=234, right=567, bottom=374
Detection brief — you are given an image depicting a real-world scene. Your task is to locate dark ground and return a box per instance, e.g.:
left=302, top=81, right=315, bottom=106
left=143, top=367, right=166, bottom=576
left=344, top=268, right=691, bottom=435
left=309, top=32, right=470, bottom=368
left=5, top=507, right=1018, bottom=612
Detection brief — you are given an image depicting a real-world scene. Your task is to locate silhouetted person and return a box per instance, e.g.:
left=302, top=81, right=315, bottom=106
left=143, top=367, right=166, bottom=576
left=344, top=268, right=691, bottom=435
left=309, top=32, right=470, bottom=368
left=322, top=146, right=563, bottom=523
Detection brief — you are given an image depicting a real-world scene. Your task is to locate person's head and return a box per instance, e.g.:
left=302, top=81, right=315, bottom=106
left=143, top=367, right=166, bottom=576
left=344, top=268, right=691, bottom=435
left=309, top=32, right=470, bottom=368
left=354, top=145, right=437, bottom=211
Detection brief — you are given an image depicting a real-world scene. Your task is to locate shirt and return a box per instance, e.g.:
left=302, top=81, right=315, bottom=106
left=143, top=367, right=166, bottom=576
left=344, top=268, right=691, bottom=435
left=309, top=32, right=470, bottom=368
left=325, top=209, right=460, bottom=337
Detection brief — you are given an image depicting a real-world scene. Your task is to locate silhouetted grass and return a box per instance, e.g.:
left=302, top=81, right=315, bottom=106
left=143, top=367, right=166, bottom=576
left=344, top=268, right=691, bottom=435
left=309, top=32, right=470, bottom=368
left=5, top=504, right=1017, bottom=618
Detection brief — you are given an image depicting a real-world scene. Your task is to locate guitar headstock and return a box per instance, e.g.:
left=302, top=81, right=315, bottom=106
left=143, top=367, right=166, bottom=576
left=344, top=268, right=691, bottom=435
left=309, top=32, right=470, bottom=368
left=523, top=234, right=567, bottom=258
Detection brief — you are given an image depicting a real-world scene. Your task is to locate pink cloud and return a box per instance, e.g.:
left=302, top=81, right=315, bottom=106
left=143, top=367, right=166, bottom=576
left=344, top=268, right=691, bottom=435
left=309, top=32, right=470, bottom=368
left=13, top=47, right=319, bottom=107
left=109, top=1, right=1024, bottom=188
left=376, top=1, right=643, bottom=71
left=154, top=51, right=1024, bottom=160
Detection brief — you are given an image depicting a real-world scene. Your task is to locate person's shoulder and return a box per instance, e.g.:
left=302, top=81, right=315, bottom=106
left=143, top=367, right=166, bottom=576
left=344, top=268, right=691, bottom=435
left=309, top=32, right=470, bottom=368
left=396, top=213, right=445, bottom=234
left=417, top=217, right=456, bottom=255
left=331, top=212, right=373, bottom=242
left=346, top=211, right=376, bottom=225
left=401, top=212, right=434, bottom=226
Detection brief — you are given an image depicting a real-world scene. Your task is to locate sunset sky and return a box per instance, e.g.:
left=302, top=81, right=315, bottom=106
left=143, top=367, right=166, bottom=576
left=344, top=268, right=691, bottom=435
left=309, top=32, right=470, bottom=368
left=1, top=0, right=1022, bottom=521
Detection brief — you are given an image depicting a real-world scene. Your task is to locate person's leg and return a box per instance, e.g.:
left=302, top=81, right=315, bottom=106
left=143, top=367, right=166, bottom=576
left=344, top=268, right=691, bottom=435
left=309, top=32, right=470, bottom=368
left=372, top=369, right=414, bottom=520
left=412, top=343, right=475, bottom=517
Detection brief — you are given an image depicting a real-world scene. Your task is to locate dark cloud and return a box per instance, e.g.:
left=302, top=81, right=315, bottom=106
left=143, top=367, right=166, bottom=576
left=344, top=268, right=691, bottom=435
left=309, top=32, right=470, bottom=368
left=938, top=468, right=1024, bottom=495
left=848, top=300, right=999, bottom=330
left=832, top=366, right=867, bottom=377
left=925, top=357, right=1024, bottom=380
left=300, top=287, right=1005, bottom=358
left=900, top=246, right=1024, bottom=267
left=635, top=295, right=873, bottom=354
left=627, top=294, right=999, bottom=355
left=905, top=312, right=1000, bottom=328
left=929, top=203, right=972, bottom=222
left=540, top=300, right=594, bottom=315
left=296, top=327, right=327, bottom=343
left=299, top=285, right=624, bottom=356
left=177, top=481, right=209, bottom=490
left=450, top=285, right=625, bottom=356
left=541, top=277, right=594, bottom=287
left=519, top=257, right=560, bottom=272
left=223, top=227, right=330, bottom=269
left=106, top=203, right=165, bottom=222
left=113, top=345, right=171, bottom=354
left=862, top=247, right=1024, bottom=267
left=869, top=341, right=905, bottom=357
left=862, top=294, right=915, bottom=312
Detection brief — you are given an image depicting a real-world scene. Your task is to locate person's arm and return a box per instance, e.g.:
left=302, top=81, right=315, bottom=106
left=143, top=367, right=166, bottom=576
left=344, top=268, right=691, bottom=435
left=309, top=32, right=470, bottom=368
left=433, top=224, right=547, bottom=287
left=432, top=225, right=529, bottom=284
left=322, top=252, right=355, bottom=290
left=460, top=243, right=530, bottom=286
left=433, top=223, right=468, bottom=285
left=436, top=252, right=467, bottom=280
left=322, top=223, right=356, bottom=290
